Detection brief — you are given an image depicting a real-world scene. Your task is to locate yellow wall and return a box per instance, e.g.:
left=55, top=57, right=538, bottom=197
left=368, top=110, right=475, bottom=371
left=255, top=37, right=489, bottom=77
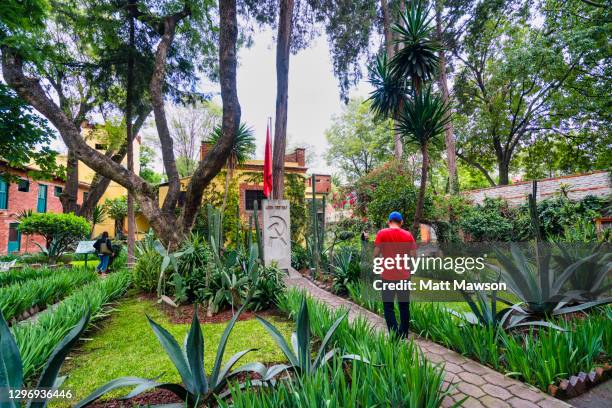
left=76, top=126, right=144, bottom=238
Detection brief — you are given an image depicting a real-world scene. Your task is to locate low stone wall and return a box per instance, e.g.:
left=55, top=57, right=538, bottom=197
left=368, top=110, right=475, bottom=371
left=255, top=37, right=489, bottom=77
left=463, top=171, right=611, bottom=206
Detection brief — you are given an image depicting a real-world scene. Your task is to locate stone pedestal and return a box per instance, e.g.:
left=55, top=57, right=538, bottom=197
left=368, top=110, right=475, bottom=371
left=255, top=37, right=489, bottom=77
left=262, top=199, right=291, bottom=269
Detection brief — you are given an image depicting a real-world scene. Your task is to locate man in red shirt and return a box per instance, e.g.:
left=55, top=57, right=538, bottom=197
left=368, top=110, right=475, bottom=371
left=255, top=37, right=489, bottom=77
left=374, top=211, right=416, bottom=337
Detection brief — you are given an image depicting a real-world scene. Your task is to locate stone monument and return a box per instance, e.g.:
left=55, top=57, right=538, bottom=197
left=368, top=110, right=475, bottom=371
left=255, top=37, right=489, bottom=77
left=262, top=199, right=291, bottom=269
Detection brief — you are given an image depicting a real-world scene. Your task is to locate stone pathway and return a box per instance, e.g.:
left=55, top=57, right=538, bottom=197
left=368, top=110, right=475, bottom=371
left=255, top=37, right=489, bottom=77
left=285, top=268, right=573, bottom=408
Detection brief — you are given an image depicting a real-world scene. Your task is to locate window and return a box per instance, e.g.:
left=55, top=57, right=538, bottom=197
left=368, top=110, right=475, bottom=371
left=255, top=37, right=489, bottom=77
left=95, top=143, right=107, bottom=150
left=0, top=178, right=7, bottom=209
left=37, top=184, right=47, bottom=213
left=54, top=186, right=63, bottom=197
left=17, top=179, right=29, bottom=192
left=245, top=189, right=266, bottom=211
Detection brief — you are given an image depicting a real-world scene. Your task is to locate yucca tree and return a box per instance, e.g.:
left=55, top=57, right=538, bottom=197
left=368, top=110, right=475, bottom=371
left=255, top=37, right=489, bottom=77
left=367, top=53, right=409, bottom=160
left=397, top=88, right=450, bottom=234
left=387, top=0, right=444, bottom=235
left=389, top=0, right=441, bottom=95
left=208, top=123, right=256, bottom=211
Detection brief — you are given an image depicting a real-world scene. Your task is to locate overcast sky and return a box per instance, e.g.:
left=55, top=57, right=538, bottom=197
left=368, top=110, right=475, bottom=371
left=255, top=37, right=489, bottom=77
left=211, top=28, right=372, bottom=175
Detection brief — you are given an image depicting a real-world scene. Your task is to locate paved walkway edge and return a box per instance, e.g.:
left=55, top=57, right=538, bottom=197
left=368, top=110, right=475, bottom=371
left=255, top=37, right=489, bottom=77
left=285, top=268, right=573, bottom=408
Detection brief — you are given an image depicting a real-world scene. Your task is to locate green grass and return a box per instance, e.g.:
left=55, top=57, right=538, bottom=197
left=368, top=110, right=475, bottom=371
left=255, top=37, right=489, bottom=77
left=70, top=260, right=98, bottom=270
left=54, top=296, right=293, bottom=406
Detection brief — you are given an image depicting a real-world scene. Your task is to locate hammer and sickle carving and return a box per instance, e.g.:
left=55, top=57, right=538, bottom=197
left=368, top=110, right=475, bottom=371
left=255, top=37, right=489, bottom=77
left=267, top=215, right=288, bottom=246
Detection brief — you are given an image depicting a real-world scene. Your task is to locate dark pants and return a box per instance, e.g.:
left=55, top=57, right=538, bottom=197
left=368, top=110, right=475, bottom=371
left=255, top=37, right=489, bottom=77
left=381, top=280, right=410, bottom=337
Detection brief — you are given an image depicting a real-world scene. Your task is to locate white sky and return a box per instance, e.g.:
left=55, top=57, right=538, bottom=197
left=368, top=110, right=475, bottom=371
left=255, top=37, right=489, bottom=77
left=209, top=28, right=373, bottom=175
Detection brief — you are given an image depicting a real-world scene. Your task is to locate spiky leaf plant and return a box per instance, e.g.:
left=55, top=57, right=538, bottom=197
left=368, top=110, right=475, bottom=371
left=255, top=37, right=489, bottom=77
left=0, top=310, right=90, bottom=408
left=76, top=301, right=265, bottom=408
left=257, top=297, right=370, bottom=375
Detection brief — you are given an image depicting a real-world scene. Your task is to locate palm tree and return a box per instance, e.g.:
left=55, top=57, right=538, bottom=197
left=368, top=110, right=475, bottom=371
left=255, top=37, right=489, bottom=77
left=208, top=123, right=256, bottom=211
left=397, top=87, right=450, bottom=234
left=367, top=52, right=409, bottom=160
left=389, top=0, right=441, bottom=94
left=388, top=0, right=444, bottom=236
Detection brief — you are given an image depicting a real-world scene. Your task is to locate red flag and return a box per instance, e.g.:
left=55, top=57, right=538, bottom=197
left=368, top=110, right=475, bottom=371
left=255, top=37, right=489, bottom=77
left=263, top=121, right=273, bottom=198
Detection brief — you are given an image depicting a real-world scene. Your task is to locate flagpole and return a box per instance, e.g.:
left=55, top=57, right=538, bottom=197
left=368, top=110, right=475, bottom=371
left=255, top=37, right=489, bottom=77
left=268, top=116, right=273, bottom=200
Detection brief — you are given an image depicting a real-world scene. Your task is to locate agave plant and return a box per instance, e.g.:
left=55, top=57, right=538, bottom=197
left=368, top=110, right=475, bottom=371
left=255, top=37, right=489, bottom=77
left=553, top=242, right=612, bottom=301
left=0, top=310, right=90, bottom=408
left=257, top=298, right=370, bottom=375
left=76, top=302, right=265, bottom=408
left=450, top=288, right=564, bottom=331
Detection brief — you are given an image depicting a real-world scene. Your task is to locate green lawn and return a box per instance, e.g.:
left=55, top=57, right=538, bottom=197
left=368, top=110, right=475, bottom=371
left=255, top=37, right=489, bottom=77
left=54, top=296, right=293, bottom=406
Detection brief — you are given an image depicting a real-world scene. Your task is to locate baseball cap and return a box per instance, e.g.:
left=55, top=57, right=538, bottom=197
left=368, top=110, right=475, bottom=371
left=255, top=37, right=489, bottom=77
left=388, top=211, right=403, bottom=223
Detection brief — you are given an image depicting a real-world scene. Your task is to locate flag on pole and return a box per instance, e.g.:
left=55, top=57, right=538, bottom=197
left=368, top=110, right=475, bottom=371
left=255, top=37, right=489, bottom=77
left=263, top=119, right=273, bottom=198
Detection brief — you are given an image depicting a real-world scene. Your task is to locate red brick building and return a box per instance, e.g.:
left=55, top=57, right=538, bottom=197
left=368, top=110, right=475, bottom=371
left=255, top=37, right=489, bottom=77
left=0, top=163, right=89, bottom=255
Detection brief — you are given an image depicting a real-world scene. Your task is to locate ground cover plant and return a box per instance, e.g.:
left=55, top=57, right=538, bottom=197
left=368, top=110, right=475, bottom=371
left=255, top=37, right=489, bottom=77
left=346, top=280, right=611, bottom=394
left=11, top=270, right=131, bottom=380
left=54, top=296, right=293, bottom=406
left=0, top=266, right=56, bottom=287
left=0, top=268, right=96, bottom=323
left=220, top=289, right=457, bottom=408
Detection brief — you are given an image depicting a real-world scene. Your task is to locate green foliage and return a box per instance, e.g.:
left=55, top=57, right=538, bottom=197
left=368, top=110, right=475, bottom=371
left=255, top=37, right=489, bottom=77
left=0, top=308, right=90, bottom=408
left=258, top=297, right=369, bottom=376
left=353, top=162, right=430, bottom=229
left=133, top=231, right=163, bottom=293
left=103, top=197, right=128, bottom=237
left=0, top=266, right=56, bottom=287
left=331, top=246, right=361, bottom=295
left=0, top=83, right=61, bottom=180
left=76, top=302, right=267, bottom=408
left=11, top=270, right=130, bottom=380
left=0, top=268, right=96, bottom=322
left=325, top=97, right=393, bottom=182
left=139, top=145, right=163, bottom=185
left=459, top=198, right=516, bottom=242
left=256, top=289, right=456, bottom=408
left=397, top=87, right=451, bottom=149
left=389, top=0, right=440, bottom=88
left=291, top=243, right=309, bottom=271
left=19, top=213, right=90, bottom=261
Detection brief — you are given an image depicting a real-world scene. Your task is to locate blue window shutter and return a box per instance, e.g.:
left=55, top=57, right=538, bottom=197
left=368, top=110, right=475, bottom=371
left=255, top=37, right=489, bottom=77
left=0, top=178, right=7, bottom=209
left=37, top=184, right=47, bottom=213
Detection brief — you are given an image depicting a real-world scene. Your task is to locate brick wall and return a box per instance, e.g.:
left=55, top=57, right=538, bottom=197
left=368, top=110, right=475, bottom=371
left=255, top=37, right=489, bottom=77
left=0, top=175, right=89, bottom=255
left=306, top=174, right=332, bottom=194
left=462, top=171, right=611, bottom=206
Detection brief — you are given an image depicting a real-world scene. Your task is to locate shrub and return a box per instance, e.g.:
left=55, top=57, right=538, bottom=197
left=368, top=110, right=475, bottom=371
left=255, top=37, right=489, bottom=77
left=352, top=162, right=433, bottom=229
left=459, top=198, right=516, bottom=241
left=176, top=233, right=215, bottom=301
left=18, top=213, right=90, bottom=262
left=133, top=233, right=162, bottom=293
left=291, top=243, right=309, bottom=271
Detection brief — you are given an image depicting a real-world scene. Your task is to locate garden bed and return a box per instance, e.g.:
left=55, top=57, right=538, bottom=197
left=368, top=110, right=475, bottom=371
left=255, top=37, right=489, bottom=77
left=53, top=295, right=294, bottom=406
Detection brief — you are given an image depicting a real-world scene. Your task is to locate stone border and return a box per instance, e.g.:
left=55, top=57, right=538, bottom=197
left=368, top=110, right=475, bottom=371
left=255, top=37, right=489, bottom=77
left=285, top=268, right=574, bottom=408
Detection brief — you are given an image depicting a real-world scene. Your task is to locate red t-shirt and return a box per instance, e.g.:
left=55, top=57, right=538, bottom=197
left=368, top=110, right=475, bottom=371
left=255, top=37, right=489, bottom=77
left=374, top=227, right=416, bottom=280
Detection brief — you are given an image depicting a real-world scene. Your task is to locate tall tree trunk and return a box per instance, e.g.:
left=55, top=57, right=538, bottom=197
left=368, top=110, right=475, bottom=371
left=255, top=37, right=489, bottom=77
left=272, top=0, right=295, bottom=200
left=2, top=45, right=182, bottom=246
left=412, top=142, right=429, bottom=236
left=498, top=159, right=510, bottom=185
left=179, top=0, right=241, bottom=232
left=126, top=0, right=136, bottom=267
left=435, top=1, right=457, bottom=193
left=150, top=12, right=189, bottom=215
left=60, top=148, right=79, bottom=213
left=382, top=0, right=403, bottom=160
